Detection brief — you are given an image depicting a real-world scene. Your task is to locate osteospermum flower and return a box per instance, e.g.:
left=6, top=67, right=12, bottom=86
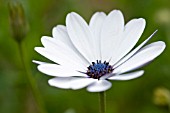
left=34, top=10, right=166, bottom=92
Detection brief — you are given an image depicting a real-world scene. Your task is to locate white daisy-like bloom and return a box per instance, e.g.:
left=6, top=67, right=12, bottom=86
left=33, top=10, right=166, bottom=92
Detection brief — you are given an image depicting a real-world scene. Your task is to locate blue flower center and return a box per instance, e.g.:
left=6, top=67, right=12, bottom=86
left=86, top=60, right=113, bottom=79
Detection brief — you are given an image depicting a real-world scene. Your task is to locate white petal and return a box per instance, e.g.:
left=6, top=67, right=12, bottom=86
left=87, top=80, right=112, bottom=92
left=70, top=77, right=97, bottom=90
left=35, top=47, right=58, bottom=63
left=48, top=77, right=96, bottom=90
left=109, top=18, right=146, bottom=65
left=113, top=30, right=158, bottom=68
left=38, top=64, right=87, bottom=77
left=35, top=47, right=85, bottom=71
left=52, top=25, right=72, bottom=46
left=89, top=12, right=106, bottom=59
left=35, top=36, right=89, bottom=69
left=99, top=73, right=114, bottom=80
left=101, top=10, right=124, bottom=61
left=32, top=60, right=47, bottom=65
left=114, top=41, right=166, bottom=73
left=52, top=25, right=89, bottom=64
left=108, top=70, right=144, bottom=80
left=48, top=77, right=73, bottom=89
left=66, top=12, right=95, bottom=62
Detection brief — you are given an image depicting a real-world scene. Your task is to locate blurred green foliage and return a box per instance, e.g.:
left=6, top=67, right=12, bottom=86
left=0, top=0, right=170, bottom=113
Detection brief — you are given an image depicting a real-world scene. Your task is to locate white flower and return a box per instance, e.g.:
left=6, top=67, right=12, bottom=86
left=33, top=10, right=166, bottom=92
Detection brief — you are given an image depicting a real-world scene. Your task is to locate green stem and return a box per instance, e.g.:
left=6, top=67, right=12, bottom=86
left=18, top=42, right=47, bottom=113
left=99, top=91, right=106, bottom=113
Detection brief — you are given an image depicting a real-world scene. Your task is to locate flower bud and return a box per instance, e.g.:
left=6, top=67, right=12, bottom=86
left=8, top=1, right=28, bottom=42
left=153, top=87, right=170, bottom=106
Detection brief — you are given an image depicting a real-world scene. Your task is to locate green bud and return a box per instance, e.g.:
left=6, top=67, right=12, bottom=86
left=8, top=1, right=28, bottom=42
left=153, top=87, right=170, bottom=106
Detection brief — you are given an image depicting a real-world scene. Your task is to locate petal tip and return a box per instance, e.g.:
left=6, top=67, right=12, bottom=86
left=33, top=60, right=46, bottom=65
left=48, top=79, right=53, bottom=86
left=34, top=47, right=44, bottom=53
left=109, top=9, right=123, bottom=16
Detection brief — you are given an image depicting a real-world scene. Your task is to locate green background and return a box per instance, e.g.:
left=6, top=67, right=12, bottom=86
left=0, top=0, right=170, bottom=113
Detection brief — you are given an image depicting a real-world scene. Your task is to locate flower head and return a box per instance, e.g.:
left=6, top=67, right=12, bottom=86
left=34, top=10, right=166, bottom=92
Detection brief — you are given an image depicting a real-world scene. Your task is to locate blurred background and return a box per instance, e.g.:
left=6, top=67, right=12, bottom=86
left=0, top=0, right=170, bottom=113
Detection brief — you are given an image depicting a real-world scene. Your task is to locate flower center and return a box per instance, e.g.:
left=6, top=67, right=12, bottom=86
left=86, top=60, right=113, bottom=79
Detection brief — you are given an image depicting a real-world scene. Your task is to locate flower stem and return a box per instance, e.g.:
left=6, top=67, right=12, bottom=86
left=99, top=91, right=106, bottom=113
left=18, top=42, right=47, bottom=113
